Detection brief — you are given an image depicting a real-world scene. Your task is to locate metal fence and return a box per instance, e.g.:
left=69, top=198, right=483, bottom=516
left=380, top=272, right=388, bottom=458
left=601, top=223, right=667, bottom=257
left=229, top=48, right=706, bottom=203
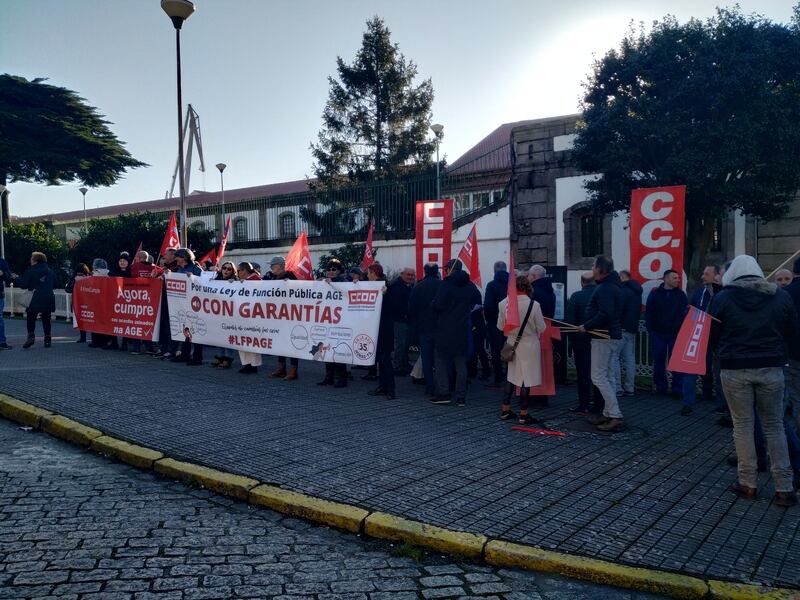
left=564, top=319, right=654, bottom=378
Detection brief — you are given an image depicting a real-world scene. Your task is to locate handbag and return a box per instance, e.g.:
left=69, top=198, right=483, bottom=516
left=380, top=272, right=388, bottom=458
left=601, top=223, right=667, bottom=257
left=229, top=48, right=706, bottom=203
left=500, top=299, right=535, bottom=362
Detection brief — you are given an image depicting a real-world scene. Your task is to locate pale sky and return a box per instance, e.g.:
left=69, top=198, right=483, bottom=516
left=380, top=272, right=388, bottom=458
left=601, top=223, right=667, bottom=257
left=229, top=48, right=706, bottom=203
left=2, top=0, right=794, bottom=218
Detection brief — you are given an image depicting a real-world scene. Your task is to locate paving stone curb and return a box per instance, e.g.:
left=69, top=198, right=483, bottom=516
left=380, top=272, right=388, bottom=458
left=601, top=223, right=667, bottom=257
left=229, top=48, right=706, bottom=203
left=2, top=394, right=798, bottom=600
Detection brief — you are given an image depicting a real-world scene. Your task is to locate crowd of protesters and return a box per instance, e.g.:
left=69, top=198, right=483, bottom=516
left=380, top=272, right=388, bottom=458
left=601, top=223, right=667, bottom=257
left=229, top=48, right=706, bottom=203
left=3, top=246, right=799, bottom=506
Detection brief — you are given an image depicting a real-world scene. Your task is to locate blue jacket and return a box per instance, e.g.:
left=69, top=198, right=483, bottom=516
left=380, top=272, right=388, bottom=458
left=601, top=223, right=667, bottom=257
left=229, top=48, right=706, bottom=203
left=620, top=279, right=643, bottom=334
left=583, top=271, right=623, bottom=339
left=532, top=277, right=556, bottom=319
left=177, top=263, right=202, bottom=276
left=483, top=271, right=508, bottom=332
left=0, top=258, right=12, bottom=298
left=645, top=284, right=688, bottom=336
left=689, top=283, right=722, bottom=312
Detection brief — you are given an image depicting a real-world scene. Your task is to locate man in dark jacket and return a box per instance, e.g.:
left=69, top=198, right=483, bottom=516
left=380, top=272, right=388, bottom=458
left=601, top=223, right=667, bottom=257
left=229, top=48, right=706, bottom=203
left=645, top=269, right=688, bottom=395
left=264, top=256, right=300, bottom=380
left=483, top=261, right=509, bottom=386
left=528, top=265, right=555, bottom=318
left=317, top=259, right=349, bottom=388
left=680, top=265, right=724, bottom=415
left=387, top=268, right=415, bottom=373
left=566, top=272, right=601, bottom=413
left=617, top=271, right=643, bottom=397
left=785, top=258, right=800, bottom=437
left=430, top=259, right=481, bottom=406
left=0, top=256, right=14, bottom=349
left=710, top=255, right=797, bottom=506
left=408, top=263, right=441, bottom=396
left=578, top=255, right=624, bottom=431
left=19, top=252, right=56, bottom=349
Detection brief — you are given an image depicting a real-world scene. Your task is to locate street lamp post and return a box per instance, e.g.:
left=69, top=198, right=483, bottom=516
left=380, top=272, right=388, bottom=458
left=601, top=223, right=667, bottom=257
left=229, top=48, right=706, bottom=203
left=161, top=0, right=195, bottom=245
left=79, top=186, right=88, bottom=233
left=431, top=123, right=444, bottom=200
left=216, top=163, right=226, bottom=235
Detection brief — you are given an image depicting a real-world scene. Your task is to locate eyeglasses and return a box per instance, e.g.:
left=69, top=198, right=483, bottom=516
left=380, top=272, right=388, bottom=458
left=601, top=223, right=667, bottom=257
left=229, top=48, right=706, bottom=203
left=222, top=266, right=233, bottom=271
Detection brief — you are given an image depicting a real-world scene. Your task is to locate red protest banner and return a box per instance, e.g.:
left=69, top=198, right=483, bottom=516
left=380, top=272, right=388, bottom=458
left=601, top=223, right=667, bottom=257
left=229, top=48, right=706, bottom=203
left=457, top=223, right=482, bottom=287
left=72, top=276, right=163, bottom=341
left=630, top=185, right=686, bottom=303
left=503, top=253, right=520, bottom=336
left=668, top=307, right=711, bottom=375
left=415, top=199, right=453, bottom=280
left=285, top=231, right=314, bottom=280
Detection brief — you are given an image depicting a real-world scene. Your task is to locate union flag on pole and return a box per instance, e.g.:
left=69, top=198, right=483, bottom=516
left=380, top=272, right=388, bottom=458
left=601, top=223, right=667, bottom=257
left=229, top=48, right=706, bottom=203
left=668, top=308, right=712, bottom=375
left=198, top=247, right=217, bottom=266
left=457, top=223, right=481, bottom=287
left=217, top=216, right=231, bottom=264
left=159, top=211, right=181, bottom=256
left=503, top=253, right=520, bottom=336
left=285, top=231, right=314, bottom=281
left=360, top=221, right=375, bottom=270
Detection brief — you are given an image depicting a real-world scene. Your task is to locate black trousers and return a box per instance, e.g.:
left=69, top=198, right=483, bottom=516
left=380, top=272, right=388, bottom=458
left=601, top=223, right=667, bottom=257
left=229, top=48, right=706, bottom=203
left=26, top=311, right=51, bottom=337
left=180, top=340, right=203, bottom=362
left=467, top=327, right=491, bottom=377
left=325, top=362, right=348, bottom=383
left=572, top=336, right=604, bottom=412
left=487, top=326, right=506, bottom=384
left=377, top=346, right=395, bottom=392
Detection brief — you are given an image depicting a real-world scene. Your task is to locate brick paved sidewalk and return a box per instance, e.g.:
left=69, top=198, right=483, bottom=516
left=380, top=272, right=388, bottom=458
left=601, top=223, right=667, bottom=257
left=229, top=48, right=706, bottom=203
left=0, top=318, right=798, bottom=589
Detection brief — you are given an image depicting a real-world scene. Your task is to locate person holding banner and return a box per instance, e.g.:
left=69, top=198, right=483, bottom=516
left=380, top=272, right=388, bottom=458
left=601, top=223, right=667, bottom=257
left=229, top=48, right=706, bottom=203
left=208, top=261, right=237, bottom=369
left=19, top=252, right=56, bottom=349
left=172, top=249, right=204, bottom=365
left=263, top=256, right=300, bottom=380
left=645, top=270, right=688, bottom=396
left=87, top=259, right=111, bottom=349
left=366, top=263, right=396, bottom=399
left=317, top=259, right=349, bottom=388
left=577, top=255, right=625, bottom=432
left=710, top=255, right=797, bottom=506
left=65, top=263, right=91, bottom=344
left=236, top=262, right=264, bottom=374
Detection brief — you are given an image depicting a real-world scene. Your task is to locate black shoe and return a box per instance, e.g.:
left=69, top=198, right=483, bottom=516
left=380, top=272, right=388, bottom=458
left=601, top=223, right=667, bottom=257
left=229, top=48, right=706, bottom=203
left=518, top=414, right=543, bottom=425
left=429, top=395, right=451, bottom=405
left=171, top=354, right=189, bottom=363
left=44, top=337, right=51, bottom=348
left=333, top=379, right=347, bottom=388
left=238, top=365, right=257, bottom=374
left=499, top=410, right=517, bottom=421
left=680, top=406, right=693, bottom=416
left=186, top=359, right=202, bottom=366
left=368, top=388, right=387, bottom=396
left=569, top=406, right=590, bottom=415
left=22, top=335, right=35, bottom=349
left=456, top=398, right=465, bottom=407
left=361, top=374, right=378, bottom=381
left=386, top=391, right=396, bottom=400
left=317, top=378, right=333, bottom=386
left=411, top=377, right=425, bottom=385
left=0, top=343, right=11, bottom=350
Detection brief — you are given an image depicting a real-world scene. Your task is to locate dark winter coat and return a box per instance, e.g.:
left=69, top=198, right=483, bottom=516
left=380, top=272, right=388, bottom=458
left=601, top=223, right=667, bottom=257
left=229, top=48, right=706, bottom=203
left=483, top=270, right=509, bottom=332
left=582, top=271, right=623, bottom=339
left=176, top=263, right=202, bottom=276
left=532, top=277, right=556, bottom=319
left=645, top=284, right=688, bottom=336
left=566, top=283, right=596, bottom=343
left=620, top=279, right=643, bottom=334
left=408, top=274, right=441, bottom=343
left=689, top=283, right=722, bottom=312
left=19, top=262, right=56, bottom=314
left=432, top=269, right=482, bottom=355
left=377, top=280, right=395, bottom=352
left=0, top=258, right=13, bottom=298
left=784, top=277, right=800, bottom=361
left=709, top=277, right=797, bottom=369
left=263, top=270, right=297, bottom=281
left=386, top=278, right=412, bottom=322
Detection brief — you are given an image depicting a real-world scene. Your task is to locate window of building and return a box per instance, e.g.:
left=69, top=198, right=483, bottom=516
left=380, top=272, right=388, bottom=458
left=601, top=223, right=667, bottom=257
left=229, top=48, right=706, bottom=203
left=279, top=212, right=296, bottom=239
left=233, top=217, right=248, bottom=242
left=453, top=193, right=471, bottom=219
left=700, top=217, right=723, bottom=252
left=580, top=213, right=604, bottom=258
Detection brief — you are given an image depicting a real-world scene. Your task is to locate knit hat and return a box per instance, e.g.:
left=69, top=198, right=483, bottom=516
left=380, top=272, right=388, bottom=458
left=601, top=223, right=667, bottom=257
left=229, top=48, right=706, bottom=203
left=722, top=255, right=764, bottom=286
left=119, top=251, right=130, bottom=261
left=269, top=256, right=285, bottom=266
left=92, top=258, right=108, bottom=270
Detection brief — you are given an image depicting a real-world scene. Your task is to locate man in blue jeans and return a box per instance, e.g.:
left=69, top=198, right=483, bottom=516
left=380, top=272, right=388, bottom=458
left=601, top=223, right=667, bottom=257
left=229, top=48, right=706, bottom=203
left=0, top=256, right=13, bottom=350
left=645, top=269, right=687, bottom=395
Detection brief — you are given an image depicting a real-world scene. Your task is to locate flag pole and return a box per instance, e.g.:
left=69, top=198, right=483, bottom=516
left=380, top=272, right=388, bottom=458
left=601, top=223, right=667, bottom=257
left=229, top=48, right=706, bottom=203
left=766, top=248, right=800, bottom=280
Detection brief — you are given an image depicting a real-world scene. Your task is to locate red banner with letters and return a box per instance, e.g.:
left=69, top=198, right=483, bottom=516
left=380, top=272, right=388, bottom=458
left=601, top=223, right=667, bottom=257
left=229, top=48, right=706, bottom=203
left=667, top=308, right=711, bottom=375
left=630, top=185, right=686, bottom=304
left=415, top=199, right=453, bottom=280
left=72, top=276, right=163, bottom=341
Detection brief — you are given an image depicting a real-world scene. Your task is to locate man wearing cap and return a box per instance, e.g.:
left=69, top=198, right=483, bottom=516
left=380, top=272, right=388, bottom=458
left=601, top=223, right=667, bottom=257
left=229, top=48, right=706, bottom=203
left=317, top=259, right=348, bottom=388
left=172, top=249, right=204, bottom=365
left=264, top=256, right=300, bottom=380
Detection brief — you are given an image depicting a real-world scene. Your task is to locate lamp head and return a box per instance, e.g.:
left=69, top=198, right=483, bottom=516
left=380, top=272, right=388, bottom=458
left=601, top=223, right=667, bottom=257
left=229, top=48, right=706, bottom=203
left=79, top=187, right=88, bottom=195
left=161, top=0, right=195, bottom=29
left=430, top=123, right=444, bottom=136
left=216, top=163, right=226, bottom=173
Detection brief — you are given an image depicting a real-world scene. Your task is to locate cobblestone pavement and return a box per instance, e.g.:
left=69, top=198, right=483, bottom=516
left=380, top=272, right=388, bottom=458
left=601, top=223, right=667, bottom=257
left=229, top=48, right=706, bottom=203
left=0, top=418, right=670, bottom=599
left=0, top=318, right=798, bottom=589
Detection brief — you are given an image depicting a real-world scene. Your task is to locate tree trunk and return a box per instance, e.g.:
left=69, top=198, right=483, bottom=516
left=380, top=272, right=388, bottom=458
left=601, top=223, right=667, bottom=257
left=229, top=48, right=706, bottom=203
left=685, top=215, right=714, bottom=295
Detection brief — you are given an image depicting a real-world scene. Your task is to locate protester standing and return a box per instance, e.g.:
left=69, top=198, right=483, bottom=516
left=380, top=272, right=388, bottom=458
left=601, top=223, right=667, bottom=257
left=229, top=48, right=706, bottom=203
left=483, top=261, right=509, bottom=387
left=173, top=249, right=203, bottom=365
left=263, top=256, right=300, bottom=380
left=617, top=270, right=642, bottom=397
left=430, top=259, right=481, bottom=406
left=19, top=252, right=56, bottom=349
left=209, top=261, right=237, bottom=369
left=709, top=254, right=797, bottom=506
left=317, top=259, right=348, bottom=388
left=236, top=262, right=264, bottom=374
left=497, top=275, right=546, bottom=424
left=65, top=263, right=91, bottom=344
left=566, top=272, right=602, bottom=414
left=387, top=267, right=414, bottom=374
left=645, top=269, right=688, bottom=395
left=366, top=263, right=395, bottom=399
left=0, top=254, right=13, bottom=350
left=407, top=263, right=441, bottom=397
left=578, top=255, right=625, bottom=431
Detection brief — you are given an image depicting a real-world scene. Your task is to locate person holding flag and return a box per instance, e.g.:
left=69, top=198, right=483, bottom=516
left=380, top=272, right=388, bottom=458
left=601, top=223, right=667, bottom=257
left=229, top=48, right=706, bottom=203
left=264, top=256, right=300, bottom=381
left=497, top=274, right=546, bottom=424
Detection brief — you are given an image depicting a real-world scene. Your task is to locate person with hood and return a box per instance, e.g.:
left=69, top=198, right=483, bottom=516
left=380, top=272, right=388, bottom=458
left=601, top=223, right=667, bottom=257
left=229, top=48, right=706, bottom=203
left=65, top=263, right=91, bottom=344
left=577, top=255, right=625, bottom=431
left=263, top=256, right=300, bottom=380
left=483, top=261, right=509, bottom=386
left=209, top=261, right=238, bottom=369
left=317, top=259, right=348, bottom=388
left=19, top=252, right=56, bottom=349
left=408, top=263, right=441, bottom=396
left=0, top=254, right=14, bottom=350
left=430, top=259, right=482, bottom=406
left=680, top=265, right=725, bottom=416
left=172, top=249, right=203, bottom=365
left=366, top=263, right=396, bottom=399
left=617, top=270, right=643, bottom=397
left=645, top=269, right=688, bottom=395
left=497, top=275, right=546, bottom=424
left=709, top=254, right=797, bottom=506
left=566, top=272, right=602, bottom=414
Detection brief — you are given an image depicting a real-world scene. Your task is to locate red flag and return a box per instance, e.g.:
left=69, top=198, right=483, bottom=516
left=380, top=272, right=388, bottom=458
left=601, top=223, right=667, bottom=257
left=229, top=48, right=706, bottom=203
left=457, top=224, right=482, bottom=287
left=668, top=308, right=711, bottom=375
left=198, top=247, right=217, bottom=266
left=132, top=241, right=143, bottom=263
left=159, top=211, right=181, bottom=256
left=360, top=222, right=375, bottom=271
left=285, top=231, right=314, bottom=280
left=528, top=319, right=559, bottom=396
left=503, top=253, right=520, bottom=336
left=217, top=216, right=231, bottom=265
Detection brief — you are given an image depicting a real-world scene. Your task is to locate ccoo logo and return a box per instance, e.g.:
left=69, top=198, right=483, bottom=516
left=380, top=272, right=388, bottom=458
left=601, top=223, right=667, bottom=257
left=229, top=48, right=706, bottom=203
left=348, top=289, right=379, bottom=306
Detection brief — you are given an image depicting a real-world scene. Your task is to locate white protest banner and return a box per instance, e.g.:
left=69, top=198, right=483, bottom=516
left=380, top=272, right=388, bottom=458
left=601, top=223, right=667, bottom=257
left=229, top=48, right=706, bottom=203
left=164, top=273, right=384, bottom=365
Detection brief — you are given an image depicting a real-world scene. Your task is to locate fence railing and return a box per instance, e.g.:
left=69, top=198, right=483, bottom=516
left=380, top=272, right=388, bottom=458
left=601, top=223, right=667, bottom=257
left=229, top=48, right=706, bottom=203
left=564, top=320, right=654, bottom=378
left=3, top=288, right=72, bottom=320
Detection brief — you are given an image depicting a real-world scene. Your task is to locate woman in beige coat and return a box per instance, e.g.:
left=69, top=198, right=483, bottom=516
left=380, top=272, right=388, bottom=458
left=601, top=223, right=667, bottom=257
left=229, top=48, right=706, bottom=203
left=497, top=275, right=546, bottom=424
